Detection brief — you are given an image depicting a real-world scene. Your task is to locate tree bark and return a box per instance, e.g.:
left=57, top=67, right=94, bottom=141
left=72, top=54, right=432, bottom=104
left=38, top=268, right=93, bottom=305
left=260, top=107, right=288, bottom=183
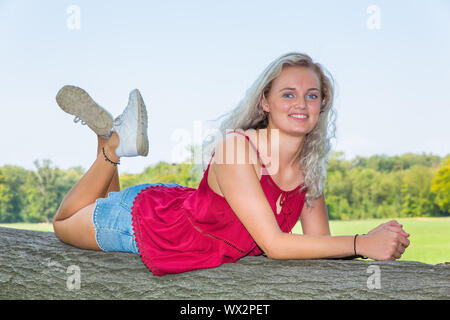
left=0, top=226, right=448, bottom=300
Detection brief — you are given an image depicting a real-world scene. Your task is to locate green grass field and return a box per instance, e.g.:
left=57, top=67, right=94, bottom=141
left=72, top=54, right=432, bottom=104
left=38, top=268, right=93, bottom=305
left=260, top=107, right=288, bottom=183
left=1, top=217, right=449, bottom=265
left=0, top=223, right=55, bottom=232
left=292, top=217, right=450, bottom=265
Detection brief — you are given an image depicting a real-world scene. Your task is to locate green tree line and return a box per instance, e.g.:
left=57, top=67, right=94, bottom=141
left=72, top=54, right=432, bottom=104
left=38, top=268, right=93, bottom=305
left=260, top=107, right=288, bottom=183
left=0, top=152, right=448, bottom=223
left=325, top=152, right=449, bottom=219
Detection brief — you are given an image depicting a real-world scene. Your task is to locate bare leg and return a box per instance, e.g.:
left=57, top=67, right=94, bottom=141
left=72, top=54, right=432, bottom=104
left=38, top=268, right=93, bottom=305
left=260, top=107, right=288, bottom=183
left=53, top=133, right=120, bottom=250
left=97, top=136, right=120, bottom=195
left=107, top=166, right=120, bottom=194
left=54, top=133, right=120, bottom=222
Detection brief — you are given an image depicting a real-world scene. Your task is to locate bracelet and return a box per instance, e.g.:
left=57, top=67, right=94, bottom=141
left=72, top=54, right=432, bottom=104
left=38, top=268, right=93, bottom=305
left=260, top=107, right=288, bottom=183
left=354, top=234, right=368, bottom=259
left=102, top=147, right=120, bottom=166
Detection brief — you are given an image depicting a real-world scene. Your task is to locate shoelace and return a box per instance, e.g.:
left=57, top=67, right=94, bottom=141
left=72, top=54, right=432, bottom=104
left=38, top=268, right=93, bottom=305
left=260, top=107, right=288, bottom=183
left=73, top=116, right=86, bottom=125
left=72, top=115, right=113, bottom=139
left=113, top=115, right=123, bottom=126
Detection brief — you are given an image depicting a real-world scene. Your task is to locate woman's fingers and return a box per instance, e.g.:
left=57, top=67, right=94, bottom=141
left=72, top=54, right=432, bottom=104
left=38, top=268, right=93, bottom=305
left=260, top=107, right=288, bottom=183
left=392, top=230, right=410, bottom=260
left=390, top=228, right=410, bottom=248
left=386, top=219, right=401, bottom=227
left=393, top=250, right=402, bottom=260
left=384, top=225, right=410, bottom=239
left=399, top=234, right=410, bottom=248
left=366, top=221, right=412, bottom=261
left=385, top=220, right=408, bottom=232
left=394, top=242, right=407, bottom=259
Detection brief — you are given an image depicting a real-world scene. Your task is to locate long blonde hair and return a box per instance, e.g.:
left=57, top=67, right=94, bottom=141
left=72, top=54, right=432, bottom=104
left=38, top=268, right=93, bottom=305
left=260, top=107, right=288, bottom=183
left=193, top=52, right=337, bottom=207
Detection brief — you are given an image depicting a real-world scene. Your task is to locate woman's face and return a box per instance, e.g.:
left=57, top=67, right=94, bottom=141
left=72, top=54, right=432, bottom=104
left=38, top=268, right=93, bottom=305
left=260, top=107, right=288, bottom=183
left=262, top=65, right=322, bottom=136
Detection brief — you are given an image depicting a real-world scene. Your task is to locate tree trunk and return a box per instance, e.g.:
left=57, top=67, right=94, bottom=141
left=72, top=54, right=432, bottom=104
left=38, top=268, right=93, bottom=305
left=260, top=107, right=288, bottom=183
left=0, top=226, right=448, bottom=300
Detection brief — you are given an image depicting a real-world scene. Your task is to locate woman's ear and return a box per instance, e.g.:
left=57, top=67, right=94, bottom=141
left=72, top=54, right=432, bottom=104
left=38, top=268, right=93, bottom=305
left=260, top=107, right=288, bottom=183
left=261, top=92, right=270, bottom=113
left=320, top=97, right=327, bottom=113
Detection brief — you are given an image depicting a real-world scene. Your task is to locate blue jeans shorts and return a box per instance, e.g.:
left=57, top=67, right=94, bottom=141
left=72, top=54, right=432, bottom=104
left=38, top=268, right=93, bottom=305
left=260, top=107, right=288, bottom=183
left=92, top=182, right=183, bottom=254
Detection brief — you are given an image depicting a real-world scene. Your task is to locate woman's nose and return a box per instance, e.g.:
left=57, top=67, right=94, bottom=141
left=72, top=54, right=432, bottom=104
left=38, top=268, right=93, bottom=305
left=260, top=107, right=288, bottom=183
left=295, top=96, right=307, bottom=109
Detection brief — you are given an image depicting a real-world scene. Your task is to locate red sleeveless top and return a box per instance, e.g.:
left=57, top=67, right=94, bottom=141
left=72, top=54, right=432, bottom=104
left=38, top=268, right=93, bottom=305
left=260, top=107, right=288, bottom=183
left=131, top=130, right=307, bottom=276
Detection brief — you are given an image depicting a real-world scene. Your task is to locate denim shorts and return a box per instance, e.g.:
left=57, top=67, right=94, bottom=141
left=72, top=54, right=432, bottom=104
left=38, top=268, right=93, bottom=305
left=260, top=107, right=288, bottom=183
left=92, top=182, right=183, bottom=254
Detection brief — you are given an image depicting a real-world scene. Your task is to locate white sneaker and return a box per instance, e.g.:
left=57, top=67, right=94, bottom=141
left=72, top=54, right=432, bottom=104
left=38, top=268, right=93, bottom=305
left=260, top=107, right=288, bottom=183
left=56, top=85, right=114, bottom=138
left=112, top=89, right=149, bottom=158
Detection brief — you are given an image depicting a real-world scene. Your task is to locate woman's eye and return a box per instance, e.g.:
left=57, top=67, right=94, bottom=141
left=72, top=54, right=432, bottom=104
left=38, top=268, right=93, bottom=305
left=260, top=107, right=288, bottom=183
left=283, top=93, right=319, bottom=99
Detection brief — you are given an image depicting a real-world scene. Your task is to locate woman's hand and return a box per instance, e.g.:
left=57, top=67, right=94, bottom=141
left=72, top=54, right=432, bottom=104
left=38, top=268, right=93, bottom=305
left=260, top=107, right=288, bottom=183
left=358, top=220, right=411, bottom=260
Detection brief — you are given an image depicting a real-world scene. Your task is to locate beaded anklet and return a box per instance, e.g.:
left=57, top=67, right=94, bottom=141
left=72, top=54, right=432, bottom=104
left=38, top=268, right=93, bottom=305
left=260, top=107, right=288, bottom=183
left=102, top=147, right=120, bottom=166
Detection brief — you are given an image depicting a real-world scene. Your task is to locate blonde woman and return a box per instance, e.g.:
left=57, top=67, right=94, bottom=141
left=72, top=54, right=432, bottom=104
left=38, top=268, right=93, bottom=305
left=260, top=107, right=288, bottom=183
left=53, top=52, right=410, bottom=276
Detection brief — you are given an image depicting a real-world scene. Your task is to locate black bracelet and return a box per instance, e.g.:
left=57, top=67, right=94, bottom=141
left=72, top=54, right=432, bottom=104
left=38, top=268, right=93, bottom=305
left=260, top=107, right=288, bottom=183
left=354, top=234, right=368, bottom=259
left=102, top=147, right=120, bottom=166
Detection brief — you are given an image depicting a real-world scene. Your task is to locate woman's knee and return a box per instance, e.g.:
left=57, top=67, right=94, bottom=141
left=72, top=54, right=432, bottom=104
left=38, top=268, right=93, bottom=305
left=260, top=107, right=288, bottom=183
left=53, top=203, right=101, bottom=251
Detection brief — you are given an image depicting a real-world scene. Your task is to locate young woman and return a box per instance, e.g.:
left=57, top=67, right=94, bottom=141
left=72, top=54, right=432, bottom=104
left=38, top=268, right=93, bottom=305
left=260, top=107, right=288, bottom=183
left=53, top=52, right=410, bottom=276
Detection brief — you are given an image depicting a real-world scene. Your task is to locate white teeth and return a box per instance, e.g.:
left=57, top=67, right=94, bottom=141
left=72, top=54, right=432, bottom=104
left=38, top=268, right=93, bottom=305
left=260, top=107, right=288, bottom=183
left=290, top=114, right=308, bottom=119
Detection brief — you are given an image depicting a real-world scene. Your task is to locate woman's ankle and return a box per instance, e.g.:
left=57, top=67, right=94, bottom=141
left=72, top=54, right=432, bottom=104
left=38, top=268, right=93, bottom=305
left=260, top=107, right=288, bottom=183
left=96, top=132, right=120, bottom=164
left=102, top=145, right=120, bottom=164
left=107, top=132, right=120, bottom=148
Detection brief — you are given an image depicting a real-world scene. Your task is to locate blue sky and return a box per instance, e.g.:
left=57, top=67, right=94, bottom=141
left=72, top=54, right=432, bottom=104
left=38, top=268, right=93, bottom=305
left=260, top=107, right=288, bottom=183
left=0, top=0, right=449, bottom=174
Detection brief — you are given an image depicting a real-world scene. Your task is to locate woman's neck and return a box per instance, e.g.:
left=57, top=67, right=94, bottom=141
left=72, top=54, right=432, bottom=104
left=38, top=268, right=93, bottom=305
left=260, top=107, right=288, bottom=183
left=259, top=127, right=305, bottom=171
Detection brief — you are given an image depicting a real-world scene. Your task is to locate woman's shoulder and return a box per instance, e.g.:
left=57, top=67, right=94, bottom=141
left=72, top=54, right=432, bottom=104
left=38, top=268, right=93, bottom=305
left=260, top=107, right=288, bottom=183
left=221, top=128, right=305, bottom=191
left=222, top=128, right=260, bottom=151
left=222, top=128, right=256, bottom=142
left=207, top=129, right=263, bottom=198
left=215, top=128, right=264, bottom=166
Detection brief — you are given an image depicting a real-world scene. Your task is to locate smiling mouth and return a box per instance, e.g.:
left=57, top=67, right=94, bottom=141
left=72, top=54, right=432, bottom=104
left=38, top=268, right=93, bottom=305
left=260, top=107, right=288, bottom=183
left=289, top=114, right=308, bottom=119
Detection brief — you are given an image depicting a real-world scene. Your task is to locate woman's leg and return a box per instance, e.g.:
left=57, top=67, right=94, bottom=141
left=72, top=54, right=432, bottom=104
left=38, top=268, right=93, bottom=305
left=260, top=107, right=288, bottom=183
left=97, top=136, right=120, bottom=195
left=53, top=132, right=120, bottom=250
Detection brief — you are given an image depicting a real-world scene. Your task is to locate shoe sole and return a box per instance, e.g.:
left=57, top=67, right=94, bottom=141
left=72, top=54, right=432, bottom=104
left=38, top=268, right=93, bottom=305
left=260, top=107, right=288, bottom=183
left=134, top=89, right=149, bottom=156
left=56, top=85, right=113, bottom=136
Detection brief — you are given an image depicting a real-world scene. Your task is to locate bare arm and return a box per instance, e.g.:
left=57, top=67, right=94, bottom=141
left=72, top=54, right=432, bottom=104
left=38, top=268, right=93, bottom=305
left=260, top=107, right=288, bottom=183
left=299, top=194, right=331, bottom=236
left=276, top=194, right=356, bottom=259
left=213, top=133, right=410, bottom=261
